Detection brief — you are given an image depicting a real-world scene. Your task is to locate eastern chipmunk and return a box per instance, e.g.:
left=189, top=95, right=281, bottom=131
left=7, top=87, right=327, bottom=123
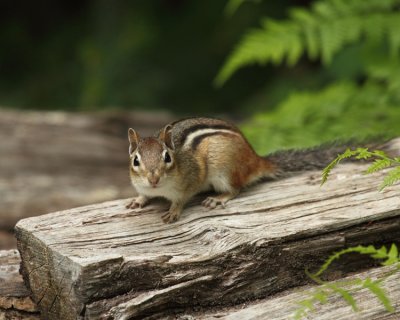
left=126, top=117, right=381, bottom=223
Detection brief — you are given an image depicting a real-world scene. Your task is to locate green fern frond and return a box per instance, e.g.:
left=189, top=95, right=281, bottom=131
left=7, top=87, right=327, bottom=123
left=294, top=288, right=328, bottom=320
left=241, top=79, right=400, bottom=155
left=383, top=244, right=399, bottom=266
left=321, top=148, right=360, bottom=185
left=333, top=286, right=358, bottom=311
left=313, top=244, right=400, bottom=278
left=295, top=244, right=399, bottom=318
left=321, top=147, right=400, bottom=190
left=365, top=159, right=393, bottom=174
left=362, top=278, right=394, bottom=312
left=371, top=246, right=389, bottom=259
left=314, top=245, right=378, bottom=277
left=379, top=166, right=400, bottom=191
left=216, top=0, right=400, bottom=85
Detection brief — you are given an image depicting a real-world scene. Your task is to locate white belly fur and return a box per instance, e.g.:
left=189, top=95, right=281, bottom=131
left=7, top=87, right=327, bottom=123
left=205, top=167, right=233, bottom=193
left=133, top=179, right=182, bottom=202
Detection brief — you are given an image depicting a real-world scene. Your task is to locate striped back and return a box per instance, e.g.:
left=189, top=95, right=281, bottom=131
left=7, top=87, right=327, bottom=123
left=167, top=118, right=241, bottom=151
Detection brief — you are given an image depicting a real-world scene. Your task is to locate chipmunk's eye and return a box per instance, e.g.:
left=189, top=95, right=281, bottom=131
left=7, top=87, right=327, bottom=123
left=164, top=151, right=171, bottom=163
left=133, top=155, right=140, bottom=167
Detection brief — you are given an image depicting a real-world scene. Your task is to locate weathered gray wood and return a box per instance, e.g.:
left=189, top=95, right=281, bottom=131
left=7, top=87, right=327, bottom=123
left=15, top=138, right=400, bottom=319
left=0, top=250, right=40, bottom=319
left=0, top=109, right=172, bottom=230
left=201, top=265, right=400, bottom=320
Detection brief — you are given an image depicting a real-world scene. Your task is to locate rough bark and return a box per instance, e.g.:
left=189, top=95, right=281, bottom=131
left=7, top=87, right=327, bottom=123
left=0, top=109, right=172, bottom=230
left=15, top=138, right=400, bottom=319
left=0, top=250, right=40, bottom=319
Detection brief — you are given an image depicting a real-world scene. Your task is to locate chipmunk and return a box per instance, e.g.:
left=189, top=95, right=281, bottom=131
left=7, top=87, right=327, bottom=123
left=126, top=117, right=383, bottom=223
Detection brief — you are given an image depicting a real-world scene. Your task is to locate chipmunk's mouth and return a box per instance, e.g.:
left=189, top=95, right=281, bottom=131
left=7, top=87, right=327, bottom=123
left=148, top=181, right=161, bottom=188
left=147, top=174, right=160, bottom=188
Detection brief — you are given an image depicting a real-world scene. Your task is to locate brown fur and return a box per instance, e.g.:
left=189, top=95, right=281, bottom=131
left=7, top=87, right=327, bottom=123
left=127, top=117, right=297, bottom=223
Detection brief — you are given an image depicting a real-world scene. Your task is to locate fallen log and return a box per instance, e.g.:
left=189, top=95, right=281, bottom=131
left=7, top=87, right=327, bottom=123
left=202, top=265, right=400, bottom=320
left=0, top=109, right=172, bottom=230
left=0, top=249, right=40, bottom=319
left=15, top=138, right=400, bottom=319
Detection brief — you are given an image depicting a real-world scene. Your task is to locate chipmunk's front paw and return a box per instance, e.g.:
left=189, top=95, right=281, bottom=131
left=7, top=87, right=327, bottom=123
left=162, top=211, right=179, bottom=223
left=126, top=195, right=148, bottom=209
left=162, top=202, right=183, bottom=223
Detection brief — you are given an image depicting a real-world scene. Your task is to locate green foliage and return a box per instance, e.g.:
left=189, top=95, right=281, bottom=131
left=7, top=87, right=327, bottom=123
left=381, top=167, right=400, bottom=190
left=224, top=1, right=400, bottom=315
left=217, top=0, right=400, bottom=85
left=295, top=153, right=400, bottom=319
left=321, top=148, right=400, bottom=190
left=240, top=80, right=400, bottom=154
left=294, top=244, right=399, bottom=319
left=219, top=0, right=400, bottom=153
left=224, top=0, right=261, bottom=17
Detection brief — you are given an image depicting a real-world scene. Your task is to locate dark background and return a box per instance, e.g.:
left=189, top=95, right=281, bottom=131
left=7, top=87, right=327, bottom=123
left=0, top=0, right=317, bottom=115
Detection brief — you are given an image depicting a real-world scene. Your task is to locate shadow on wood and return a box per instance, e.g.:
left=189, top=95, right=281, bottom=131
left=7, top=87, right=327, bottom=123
left=15, top=138, right=400, bottom=319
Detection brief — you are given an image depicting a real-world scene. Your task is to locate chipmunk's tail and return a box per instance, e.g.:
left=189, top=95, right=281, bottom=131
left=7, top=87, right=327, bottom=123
left=264, top=138, right=396, bottom=177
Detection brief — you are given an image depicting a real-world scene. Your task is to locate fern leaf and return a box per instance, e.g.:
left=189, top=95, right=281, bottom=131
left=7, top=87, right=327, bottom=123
left=333, top=286, right=358, bottom=311
left=383, top=244, right=399, bottom=266
left=321, top=148, right=358, bottom=185
left=290, top=8, right=320, bottom=60
left=314, top=291, right=328, bottom=304
left=372, top=150, right=390, bottom=158
left=321, top=158, right=339, bottom=185
left=362, top=278, right=394, bottom=312
left=365, top=159, right=393, bottom=174
left=299, top=299, right=314, bottom=310
left=293, top=303, right=309, bottom=320
left=216, top=0, right=400, bottom=85
left=379, top=166, right=400, bottom=191
left=298, top=242, right=398, bottom=319
left=371, top=246, right=388, bottom=259
left=314, top=245, right=378, bottom=277
left=354, top=148, right=373, bottom=160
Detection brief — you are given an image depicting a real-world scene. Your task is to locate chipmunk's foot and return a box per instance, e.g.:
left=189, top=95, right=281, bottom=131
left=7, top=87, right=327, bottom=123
left=162, top=202, right=183, bottom=223
left=162, top=211, right=178, bottom=223
left=202, top=197, right=226, bottom=209
left=126, top=195, right=148, bottom=209
left=202, top=192, right=238, bottom=209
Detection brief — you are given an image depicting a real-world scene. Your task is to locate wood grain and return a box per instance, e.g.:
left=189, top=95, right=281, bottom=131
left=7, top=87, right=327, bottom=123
left=15, top=138, right=400, bottom=319
left=202, top=265, right=400, bottom=320
left=0, top=250, right=39, bottom=319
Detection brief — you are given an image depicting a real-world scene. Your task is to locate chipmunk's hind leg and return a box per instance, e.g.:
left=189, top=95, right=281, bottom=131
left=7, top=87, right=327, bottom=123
left=202, top=190, right=239, bottom=209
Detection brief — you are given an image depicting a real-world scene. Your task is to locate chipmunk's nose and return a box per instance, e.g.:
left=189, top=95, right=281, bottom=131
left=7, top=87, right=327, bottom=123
left=148, top=173, right=160, bottom=187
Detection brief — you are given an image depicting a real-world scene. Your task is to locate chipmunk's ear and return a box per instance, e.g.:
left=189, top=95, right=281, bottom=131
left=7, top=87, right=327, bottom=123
left=159, top=124, right=174, bottom=150
left=128, top=128, right=140, bottom=154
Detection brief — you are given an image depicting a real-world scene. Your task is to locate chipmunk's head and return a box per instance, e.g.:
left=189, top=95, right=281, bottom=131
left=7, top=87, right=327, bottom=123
left=128, top=125, right=175, bottom=188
